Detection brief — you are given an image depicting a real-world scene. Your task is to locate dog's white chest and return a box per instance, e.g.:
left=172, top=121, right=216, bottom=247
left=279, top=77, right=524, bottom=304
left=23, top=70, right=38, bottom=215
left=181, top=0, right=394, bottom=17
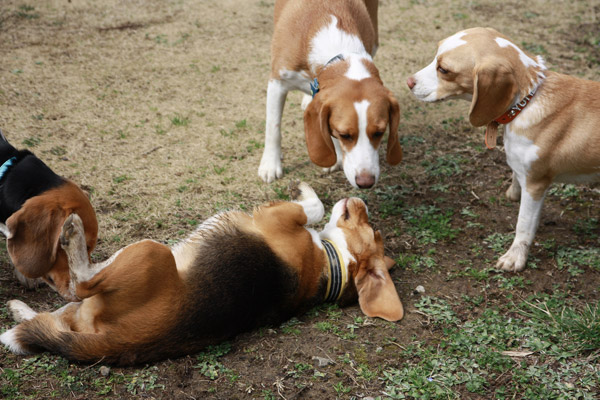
left=504, top=127, right=540, bottom=178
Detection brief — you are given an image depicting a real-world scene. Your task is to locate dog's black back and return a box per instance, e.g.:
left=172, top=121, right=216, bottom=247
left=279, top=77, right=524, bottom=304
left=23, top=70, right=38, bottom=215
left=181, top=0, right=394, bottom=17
left=0, top=134, right=65, bottom=222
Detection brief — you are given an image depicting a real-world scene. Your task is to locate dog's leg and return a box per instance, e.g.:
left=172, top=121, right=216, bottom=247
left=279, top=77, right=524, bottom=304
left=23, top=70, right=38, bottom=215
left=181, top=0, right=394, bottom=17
left=322, top=138, right=343, bottom=173
left=259, top=79, right=288, bottom=183
left=0, top=222, right=11, bottom=238
left=301, top=94, right=312, bottom=111
left=506, top=172, right=521, bottom=202
left=7, top=300, right=37, bottom=322
left=496, top=183, right=548, bottom=272
left=289, top=181, right=324, bottom=225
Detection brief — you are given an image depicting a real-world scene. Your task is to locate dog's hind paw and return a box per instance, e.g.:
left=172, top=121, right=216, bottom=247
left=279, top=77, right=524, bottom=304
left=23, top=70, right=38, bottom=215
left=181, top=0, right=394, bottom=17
left=7, top=300, right=37, bottom=322
left=59, top=214, right=84, bottom=249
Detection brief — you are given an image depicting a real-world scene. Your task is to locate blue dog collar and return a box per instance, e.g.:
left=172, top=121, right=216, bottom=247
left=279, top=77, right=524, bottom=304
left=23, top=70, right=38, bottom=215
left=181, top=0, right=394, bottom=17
left=310, top=54, right=345, bottom=98
left=0, top=157, right=16, bottom=181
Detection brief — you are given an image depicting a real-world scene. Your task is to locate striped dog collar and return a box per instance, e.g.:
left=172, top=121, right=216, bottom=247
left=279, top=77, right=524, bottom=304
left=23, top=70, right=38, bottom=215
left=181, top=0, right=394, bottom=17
left=0, top=157, right=16, bottom=182
left=321, top=239, right=348, bottom=303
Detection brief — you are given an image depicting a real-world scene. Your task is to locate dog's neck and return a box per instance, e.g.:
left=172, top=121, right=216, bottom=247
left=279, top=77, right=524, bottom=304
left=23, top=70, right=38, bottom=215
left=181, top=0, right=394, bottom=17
left=318, top=228, right=354, bottom=302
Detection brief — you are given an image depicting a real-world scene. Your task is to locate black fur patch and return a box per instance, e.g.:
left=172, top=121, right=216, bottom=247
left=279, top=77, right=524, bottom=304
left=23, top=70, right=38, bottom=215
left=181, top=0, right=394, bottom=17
left=0, top=139, right=65, bottom=222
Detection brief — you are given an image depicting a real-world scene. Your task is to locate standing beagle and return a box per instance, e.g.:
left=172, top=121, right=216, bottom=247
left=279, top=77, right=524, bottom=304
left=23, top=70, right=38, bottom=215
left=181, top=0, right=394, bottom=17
left=258, top=0, right=402, bottom=188
left=0, top=182, right=403, bottom=365
left=407, top=27, right=600, bottom=271
left=0, top=132, right=98, bottom=300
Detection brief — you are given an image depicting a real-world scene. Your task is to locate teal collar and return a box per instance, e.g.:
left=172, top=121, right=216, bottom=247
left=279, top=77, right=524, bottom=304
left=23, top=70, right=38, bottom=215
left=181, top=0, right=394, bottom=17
left=0, top=157, right=16, bottom=182
left=310, top=54, right=345, bottom=98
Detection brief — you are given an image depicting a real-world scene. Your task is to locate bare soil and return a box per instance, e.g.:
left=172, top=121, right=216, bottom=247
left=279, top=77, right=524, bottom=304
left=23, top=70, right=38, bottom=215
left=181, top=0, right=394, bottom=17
left=0, top=0, right=599, bottom=399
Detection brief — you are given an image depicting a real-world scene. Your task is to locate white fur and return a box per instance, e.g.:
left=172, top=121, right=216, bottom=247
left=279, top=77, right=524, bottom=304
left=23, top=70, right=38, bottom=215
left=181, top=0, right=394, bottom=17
left=495, top=38, right=539, bottom=68
left=344, top=53, right=372, bottom=81
left=308, top=16, right=368, bottom=74
left=410, top=31, right=467, bottom=102
left=0, top=328, right=30, bottom=355
left=0, top=222, right=11, bottom=238
left=8, top=300, right=37, bottom=322
left=342, top=100, right=379, bottom=188
left=259, top=79, right=288, bottom=183
left=294, top=182, right=325, bottom=225
left=322, top=138, right=343, bottom=173
left=319, top=199, right=356, bottom=277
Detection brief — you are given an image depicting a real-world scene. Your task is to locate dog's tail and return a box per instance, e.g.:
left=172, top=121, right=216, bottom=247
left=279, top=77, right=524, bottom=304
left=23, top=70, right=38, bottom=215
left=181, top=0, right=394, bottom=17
left=1, top=315, right=138, bottom=365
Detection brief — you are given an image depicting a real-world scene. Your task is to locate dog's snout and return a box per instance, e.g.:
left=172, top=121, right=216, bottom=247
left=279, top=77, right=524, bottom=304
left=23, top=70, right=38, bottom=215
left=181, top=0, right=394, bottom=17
left=355, top=173, right=375, bottom=189
left=407, top=76, right=416, bottom=89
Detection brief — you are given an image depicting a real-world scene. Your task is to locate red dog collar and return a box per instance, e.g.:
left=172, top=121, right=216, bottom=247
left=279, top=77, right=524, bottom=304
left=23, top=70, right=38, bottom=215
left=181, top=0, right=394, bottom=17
left=485, top=89, right=537, bottom=149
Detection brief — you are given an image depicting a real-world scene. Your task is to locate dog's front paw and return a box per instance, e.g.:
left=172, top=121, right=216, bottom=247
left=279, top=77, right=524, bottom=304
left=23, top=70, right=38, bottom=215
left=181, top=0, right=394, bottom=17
left=258, top=153, right=283, bottom=183
left=496, top=242, right=529, bottom=272
left=7, top=300, right=37, bottom=322
left=322, top=160, right=342, bottom=174
left=59, top=213, right=84, bottom=249
left=291, top=181, right=318, bottom=202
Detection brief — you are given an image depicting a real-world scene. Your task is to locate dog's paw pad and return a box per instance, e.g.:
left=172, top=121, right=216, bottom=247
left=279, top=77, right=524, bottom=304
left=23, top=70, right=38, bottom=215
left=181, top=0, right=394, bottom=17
left=288, top=180, right=302, bottom=200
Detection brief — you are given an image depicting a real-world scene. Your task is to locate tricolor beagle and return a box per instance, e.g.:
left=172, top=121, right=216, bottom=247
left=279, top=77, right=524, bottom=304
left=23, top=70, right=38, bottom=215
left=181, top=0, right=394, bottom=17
left=258, top=0, right=402, bottom=188
left=407, top=27, right=600, bottom=271
left=0, top=132, right=98, bottom=300
left=0, top=182, right=403, bottom=365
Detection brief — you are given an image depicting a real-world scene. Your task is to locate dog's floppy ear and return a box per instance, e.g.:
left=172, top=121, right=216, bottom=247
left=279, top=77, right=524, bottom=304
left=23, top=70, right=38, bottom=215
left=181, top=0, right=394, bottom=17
left=386, top=93, right=402, bottom=165
left=304, top=94, right=337, bottom=167
left=354, top=231, right=404, bottom=321
left=469, top=61, right=518, bottom=127
left=5, top=197, right=68, bottom=279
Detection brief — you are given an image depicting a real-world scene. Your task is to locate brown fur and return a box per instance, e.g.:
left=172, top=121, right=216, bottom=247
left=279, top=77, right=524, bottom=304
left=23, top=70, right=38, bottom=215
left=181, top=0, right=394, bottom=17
left=6, top=181, right=98, bottom=301
left=3, top=187, right=403, bottom=364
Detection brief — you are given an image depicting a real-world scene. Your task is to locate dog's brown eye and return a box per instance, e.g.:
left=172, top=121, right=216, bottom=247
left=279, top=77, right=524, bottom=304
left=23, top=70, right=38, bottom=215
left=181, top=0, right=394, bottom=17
left=438, top=66, right=449, bottom=74
left=339, top=133, right=351, bottom=140
left=373, top=131, right=384, bottom=138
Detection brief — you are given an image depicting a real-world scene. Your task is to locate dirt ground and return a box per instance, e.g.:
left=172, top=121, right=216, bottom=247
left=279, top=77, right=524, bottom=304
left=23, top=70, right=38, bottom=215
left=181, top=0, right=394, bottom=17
left=0, top=0, right=599, bottom=399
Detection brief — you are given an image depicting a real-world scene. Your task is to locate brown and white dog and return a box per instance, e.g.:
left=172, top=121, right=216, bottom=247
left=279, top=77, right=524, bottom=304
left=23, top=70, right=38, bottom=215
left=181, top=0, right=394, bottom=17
left=258, top=0, right=402, bottom=188
left=407, top=27, right=600, bottom=271
left=0, top=182, right=403, bottom=365
left=0, top=132, right=98, bottom=299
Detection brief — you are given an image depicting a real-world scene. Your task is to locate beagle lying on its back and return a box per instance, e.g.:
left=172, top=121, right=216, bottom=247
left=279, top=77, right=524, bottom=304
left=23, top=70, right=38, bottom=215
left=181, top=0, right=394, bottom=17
left=0, top=132, right=98, bottom=300
left=0, top=182, right=403, bottom=365
left=407, top=27, right=600, bottom=272
left=258, top=0, right=402, bottom=188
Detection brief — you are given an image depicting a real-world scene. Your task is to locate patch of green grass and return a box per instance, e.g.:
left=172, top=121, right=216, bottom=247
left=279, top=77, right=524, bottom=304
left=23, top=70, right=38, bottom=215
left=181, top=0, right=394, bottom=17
left=484, top=232, right=513, bottom=254
left=573, top=217, right=598, bottom=239
left=194, top=342, right=232, bottom=380
left=125, top=366, right=164, bottom=395
left=422, top=154, right=463, bottom=178
left=402, top=205, right=460, bottom=244
left=22, top=137, right=41, bottom=147
left=396, top=253, right=436, bottom=273
left=556, top=246, right=600, bottom=273
left=112, top=174, right=130, bottom=184
left=414, top=296, right=459, bottom=325
left=521, top=42, right=548, bottom=55
left=383, top=296, right=600, bottom=399
left=170, top=114, right=189, bottom=126
left=548, top=183, right=579, bottom=199
left=375, top=185, right=406, bottom=218
left=16, top=4, right=39, bottom=19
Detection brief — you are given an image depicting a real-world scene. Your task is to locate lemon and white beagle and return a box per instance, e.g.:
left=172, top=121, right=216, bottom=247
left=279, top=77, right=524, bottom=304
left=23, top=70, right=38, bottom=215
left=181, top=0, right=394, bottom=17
left=407, top=27, right=600, bottom=271
left=0, top=182, right=403, bottom=365
left=258, top=0, right=402, bottom=188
